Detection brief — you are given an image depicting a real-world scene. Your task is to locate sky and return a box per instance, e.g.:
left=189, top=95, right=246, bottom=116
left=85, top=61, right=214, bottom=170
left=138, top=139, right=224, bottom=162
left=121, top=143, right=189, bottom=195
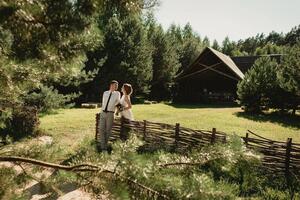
left=154, top=0, right=300, bottom=43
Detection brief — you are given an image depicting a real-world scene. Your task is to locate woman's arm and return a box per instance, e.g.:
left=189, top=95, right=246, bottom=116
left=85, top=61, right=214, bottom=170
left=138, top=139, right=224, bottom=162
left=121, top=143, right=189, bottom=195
left=123, top=95, right=132, bottom=110
left=115, top=91, right=121, bottom=105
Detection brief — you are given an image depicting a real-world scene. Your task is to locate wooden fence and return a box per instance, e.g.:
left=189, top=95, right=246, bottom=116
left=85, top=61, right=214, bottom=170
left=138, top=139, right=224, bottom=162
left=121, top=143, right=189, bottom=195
left=242, top=130, right=300, bottom=182
left=95, top=113, right=300, bottom=182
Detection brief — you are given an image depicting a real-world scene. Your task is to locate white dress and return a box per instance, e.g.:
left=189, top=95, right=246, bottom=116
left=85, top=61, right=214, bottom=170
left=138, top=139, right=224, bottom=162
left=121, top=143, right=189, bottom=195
left=120, top=95, right=134, bottom=120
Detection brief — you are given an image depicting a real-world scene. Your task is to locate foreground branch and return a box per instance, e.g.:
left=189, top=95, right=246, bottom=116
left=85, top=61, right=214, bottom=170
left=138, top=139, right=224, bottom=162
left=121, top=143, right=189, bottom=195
left=0, top=156, right=99, bottom=172
left=0, top=156, right=170, bottom=199
left=17, top=163, right=64, bottom=196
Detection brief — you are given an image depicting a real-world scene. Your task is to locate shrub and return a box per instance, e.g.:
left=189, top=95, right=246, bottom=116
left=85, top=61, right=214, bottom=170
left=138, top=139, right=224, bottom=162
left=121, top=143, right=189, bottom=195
left=3, top=106, right=39, bottom=140
left=24, top=85, right=78, bottom=113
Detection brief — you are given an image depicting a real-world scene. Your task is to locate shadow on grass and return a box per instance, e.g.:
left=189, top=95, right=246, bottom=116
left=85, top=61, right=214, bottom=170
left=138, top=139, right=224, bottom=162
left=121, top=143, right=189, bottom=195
left=38, top=110, right=60, bottom=118
left=234, top=111, right=300, bottom=130
left=167, top=102, right=239, bottom=109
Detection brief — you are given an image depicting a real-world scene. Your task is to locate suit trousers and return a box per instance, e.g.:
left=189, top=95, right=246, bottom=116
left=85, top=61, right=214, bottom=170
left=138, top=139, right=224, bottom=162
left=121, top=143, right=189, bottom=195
left=98, top=112, right=114, bottom=150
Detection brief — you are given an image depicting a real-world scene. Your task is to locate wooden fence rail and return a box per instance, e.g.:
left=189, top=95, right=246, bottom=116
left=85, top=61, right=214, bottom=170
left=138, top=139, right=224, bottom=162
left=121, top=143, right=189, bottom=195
left=95, top=114, right=300, bottom=183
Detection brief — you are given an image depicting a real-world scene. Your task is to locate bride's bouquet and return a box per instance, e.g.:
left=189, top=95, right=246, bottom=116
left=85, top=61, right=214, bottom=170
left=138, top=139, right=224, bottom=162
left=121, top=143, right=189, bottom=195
left=116, top=103, right=124, bottom=116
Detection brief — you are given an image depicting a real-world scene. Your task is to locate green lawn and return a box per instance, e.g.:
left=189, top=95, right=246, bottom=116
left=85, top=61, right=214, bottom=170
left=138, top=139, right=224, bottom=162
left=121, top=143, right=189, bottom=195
left=40, top=103, right=300, bottom=148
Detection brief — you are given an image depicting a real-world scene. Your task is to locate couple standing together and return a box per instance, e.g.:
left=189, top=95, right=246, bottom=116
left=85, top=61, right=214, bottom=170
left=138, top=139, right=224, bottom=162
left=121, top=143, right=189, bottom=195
left=97, top=80, right=134, bottom=152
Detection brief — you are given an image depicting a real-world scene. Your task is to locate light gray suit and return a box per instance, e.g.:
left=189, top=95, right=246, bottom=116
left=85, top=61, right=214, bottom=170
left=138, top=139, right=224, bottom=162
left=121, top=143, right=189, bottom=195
left=98, top=90, right=120, bottom=150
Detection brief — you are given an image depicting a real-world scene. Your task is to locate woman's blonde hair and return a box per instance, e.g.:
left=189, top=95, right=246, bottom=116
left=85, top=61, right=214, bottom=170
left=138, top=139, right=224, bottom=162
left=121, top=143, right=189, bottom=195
left=122, top=83, right=133, bottom=95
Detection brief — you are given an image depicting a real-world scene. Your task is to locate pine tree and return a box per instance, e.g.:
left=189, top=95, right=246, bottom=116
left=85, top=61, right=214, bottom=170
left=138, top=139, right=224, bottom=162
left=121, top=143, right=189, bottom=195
left=86, top=15, right=153, bottom=98
left=277, top=43, right=300, bottom=114
left=202, top=36, right=210, bottom=47
left=177, top=23, right=204, bottom=72
left=212, top=39, right=221, bottom=51
left=254, top=43, right=283, bottom=55
left=222, top=36, right=236, bottom=56
left=0, top=0, right=100, bottom=129
left=284, top=25, right=300, bottom=46
left=148, top=23, right=181, bottom=100
left=237, top=57, right=282, bottom=112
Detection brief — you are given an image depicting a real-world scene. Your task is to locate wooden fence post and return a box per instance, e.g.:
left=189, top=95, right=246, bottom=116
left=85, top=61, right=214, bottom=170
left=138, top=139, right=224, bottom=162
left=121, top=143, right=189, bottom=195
left=174, top=123, right=180, bottom=149
left=285, top=138, right=292, bottom=187
left=95, top=113, right=100, bottom=141
left=120, top=117, right=125, bottom=140
left=211, top=128, right=216, bottom=144
left=143, top=120, right=147, bottom=140
left=223, top=135, right=227, bottom=143
left=245, top=132, right=249, bottom=147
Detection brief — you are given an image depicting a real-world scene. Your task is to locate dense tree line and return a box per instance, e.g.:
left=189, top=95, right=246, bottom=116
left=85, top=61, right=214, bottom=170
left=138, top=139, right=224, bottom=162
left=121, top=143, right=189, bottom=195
left=81, top=8, right=205, bottom=102
left=217, top=25, right=300, bottom=56
left=80, top=5, right=300, bottom=103
left=1, top=0, right=300, bottom=138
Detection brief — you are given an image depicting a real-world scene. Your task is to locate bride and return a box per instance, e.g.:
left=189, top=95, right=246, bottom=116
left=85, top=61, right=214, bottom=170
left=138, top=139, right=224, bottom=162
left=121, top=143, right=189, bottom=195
left=120, top=83, right=134, bottom=121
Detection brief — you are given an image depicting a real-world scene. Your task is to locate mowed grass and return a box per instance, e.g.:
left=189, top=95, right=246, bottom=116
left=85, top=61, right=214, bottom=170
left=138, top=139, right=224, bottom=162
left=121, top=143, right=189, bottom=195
left=39, top=108, right=99, bottom=153
left=40, top=103, right=300, bottom=150
left=133, top=103, right=300, bottom=142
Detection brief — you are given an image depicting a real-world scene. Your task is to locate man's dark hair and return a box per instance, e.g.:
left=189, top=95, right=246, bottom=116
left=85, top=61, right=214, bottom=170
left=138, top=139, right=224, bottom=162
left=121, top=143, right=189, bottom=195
left=110, top=80, right=118, bottom=85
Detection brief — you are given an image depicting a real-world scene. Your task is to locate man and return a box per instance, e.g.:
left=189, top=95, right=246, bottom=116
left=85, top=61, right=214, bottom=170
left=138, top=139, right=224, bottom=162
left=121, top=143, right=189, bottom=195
left=97, top=80, right=120, bottom=152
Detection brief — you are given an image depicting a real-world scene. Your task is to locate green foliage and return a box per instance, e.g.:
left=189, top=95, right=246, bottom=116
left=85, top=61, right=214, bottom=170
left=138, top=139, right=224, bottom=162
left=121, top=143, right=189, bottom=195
left=168, top=23, right=204, bottom=72
left=1, top=106, right=40, bottom=140
left=0, top=140, right=75, bottom=199
left=212, top=39, right=221, bottom=51
left=238, top=43, right=300, bottom=114
left=0, top=166, right=30, bottom=199
left=147, top=20, right=181, bottom=100
left=254, top=43, right=283, bottom=55
left=222, top=36, right=236, bottom=56
left=260, top=188, right=293, bottom=200
left=237, top=34, right=266, bottom=55
left=1, top=132, right=299, bottom=199
left=13, top=142, right=67, bottom=164
left=277, top=43, right=300, bottom=113
left=278, top=43, right=300, bottom=94
left=284, top=25, right=300, bottom=46
left=24, top=85, right=79, bottom=113
left=67, top=134, right=278, bottom=199
left=85, top=14, right=153, bottom=99
left=237, top=57, right=283, bottom=112
left=219, top=25, right=300, bottom=57
left=0, top=167, right=16, bottom=199
left=0, top=0, right=101, bottom=129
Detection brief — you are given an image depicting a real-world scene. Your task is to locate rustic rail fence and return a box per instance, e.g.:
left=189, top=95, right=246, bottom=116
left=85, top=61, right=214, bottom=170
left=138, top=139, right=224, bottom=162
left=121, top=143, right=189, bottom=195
left=95, top=113, right=300, bottom=184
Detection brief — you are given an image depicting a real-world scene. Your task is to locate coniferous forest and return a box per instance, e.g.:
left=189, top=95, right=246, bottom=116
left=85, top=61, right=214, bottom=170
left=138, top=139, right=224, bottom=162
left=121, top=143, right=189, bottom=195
left=0, top=1, right=300, bottom=199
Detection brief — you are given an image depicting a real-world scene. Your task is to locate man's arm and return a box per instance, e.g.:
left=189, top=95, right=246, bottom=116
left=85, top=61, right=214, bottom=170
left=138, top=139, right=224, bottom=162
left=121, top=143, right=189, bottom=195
left=101, top=91, right=106, bottom=110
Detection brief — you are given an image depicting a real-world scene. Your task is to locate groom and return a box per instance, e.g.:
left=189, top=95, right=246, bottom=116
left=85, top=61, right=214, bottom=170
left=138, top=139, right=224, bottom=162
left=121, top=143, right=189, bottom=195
left=97, top=80, right=121, bottom=152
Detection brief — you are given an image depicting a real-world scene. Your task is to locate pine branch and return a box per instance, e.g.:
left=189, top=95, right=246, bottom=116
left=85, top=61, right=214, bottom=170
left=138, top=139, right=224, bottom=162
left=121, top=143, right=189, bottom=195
left=17, top=163, right=64, bottom=196
left=120, top=173, right=170, bottom=199
left=158, top=159, right=210, bottom=168
left=0, top=156, right=170, bottom=199
left=74, top=172, right=94, bottom=187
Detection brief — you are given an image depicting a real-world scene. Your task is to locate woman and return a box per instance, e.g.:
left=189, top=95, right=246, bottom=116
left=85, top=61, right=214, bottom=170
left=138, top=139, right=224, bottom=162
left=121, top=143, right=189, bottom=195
left=120, top=83, right=134, bottom=121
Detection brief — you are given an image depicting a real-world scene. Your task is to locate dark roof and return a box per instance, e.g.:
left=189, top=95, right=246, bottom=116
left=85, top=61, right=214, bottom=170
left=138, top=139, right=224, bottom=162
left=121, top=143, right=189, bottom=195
left=176, top=48, right=283, bottom=81
left=231, top=54, right=282, bottom=74
left=209, top=48, right=244, bottom=79
left=176, top=47, right=244, bottom=81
